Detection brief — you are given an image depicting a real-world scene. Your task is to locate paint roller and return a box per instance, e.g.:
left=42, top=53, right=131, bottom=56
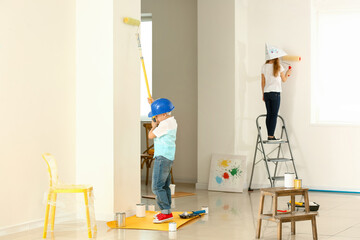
left=124, top=17, right=155, bottom=121
left=123, top=17, right=140, bottom=27
left=282, top=55, right=301, bottom=62
left=281, top=55, right=301, bottom=77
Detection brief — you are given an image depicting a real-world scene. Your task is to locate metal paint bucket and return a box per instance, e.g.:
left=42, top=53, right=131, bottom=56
left=115, top=212, right=126, bottom=227
left=169, top=222, right=177, bottom=232
left=294, top=179, right=302, bottom=189
left=136, top=203, right=146, bottom=217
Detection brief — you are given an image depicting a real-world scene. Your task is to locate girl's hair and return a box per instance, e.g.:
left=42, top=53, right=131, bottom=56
left=266, top=58, right=281, bottom=77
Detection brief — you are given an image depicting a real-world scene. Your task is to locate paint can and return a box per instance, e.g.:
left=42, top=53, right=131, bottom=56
left=169, top=231, right=177, bottom=239
left=284, top=173, right=295, bottom=188
left=294, top=179, right=302, bottom=189
left=168, top=222, right=177, bottom=232
left=136, top=203, right=146, bottom=218
left=114, top=212, right=126, bottom=227
left=201, top=206, right=209, bottom=214
left=170, top=184, right=176, bottom=195
left=148, top=204, right=155, bottom=211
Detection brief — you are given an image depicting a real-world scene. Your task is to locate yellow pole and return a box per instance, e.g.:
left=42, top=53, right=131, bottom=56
left=136, top=33, right=152, bottom=99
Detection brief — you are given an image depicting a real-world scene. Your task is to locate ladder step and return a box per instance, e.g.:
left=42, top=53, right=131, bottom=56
left=263, top=139, right=288, bottom=144
left=267, top=158, right=293, bottom=162
left=271, top=176, right=285, bottom=181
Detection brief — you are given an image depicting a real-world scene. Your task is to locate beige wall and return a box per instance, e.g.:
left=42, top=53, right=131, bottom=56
left=0, top=0, right=76, bottom=229
left=141, top=0, right=198, bottom=183
left=197, top=0, right=237, bottom=188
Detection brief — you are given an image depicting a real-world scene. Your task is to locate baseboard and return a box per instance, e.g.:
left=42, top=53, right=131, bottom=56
left=0, top=213, right=76, bottom=237
left=306, top=185, right=360, bottom=193
left=195, top=182, right=208, bottom=189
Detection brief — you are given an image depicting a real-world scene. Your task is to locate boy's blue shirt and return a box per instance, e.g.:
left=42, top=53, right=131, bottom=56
left=153, top=117, right=177, bottom=161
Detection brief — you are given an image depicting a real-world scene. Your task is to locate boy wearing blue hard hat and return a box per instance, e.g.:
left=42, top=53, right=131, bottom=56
left=147, top=98, right=177, bottom=223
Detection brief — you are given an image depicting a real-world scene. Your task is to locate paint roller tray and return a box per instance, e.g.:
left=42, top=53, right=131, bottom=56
left=287, top=202, right=320, bottom=211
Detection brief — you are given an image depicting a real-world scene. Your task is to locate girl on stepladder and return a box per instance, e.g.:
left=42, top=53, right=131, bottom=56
left=261, top=44, right=292, bottom=140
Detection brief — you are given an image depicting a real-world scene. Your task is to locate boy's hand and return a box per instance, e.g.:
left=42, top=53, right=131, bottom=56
left=148, top=98, right=154, bottom=104
left=151, top=120, right=158, bottom=128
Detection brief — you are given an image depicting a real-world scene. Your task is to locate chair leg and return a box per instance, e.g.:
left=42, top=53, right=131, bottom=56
left=89, top=189, right=97, bottom=234
left=50, top=193, right=57, bottom=233
left=256, top=193, right=265, bottom=239
left=146, top=160, right=150, bottom=185
left=277, top=221, right=282, bottom=240
left=84, top=191, right=92, bottom=238
left=170, top=168, right=174, bottom=184
left=43, top=191, right=52, bottom=238
left=312, top=216, right=318, bottom=240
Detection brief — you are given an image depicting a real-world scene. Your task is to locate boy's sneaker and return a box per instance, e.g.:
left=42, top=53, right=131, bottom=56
left=153, top=213, right=173, bottom=223
left=153, top=212, right=160, bottom=219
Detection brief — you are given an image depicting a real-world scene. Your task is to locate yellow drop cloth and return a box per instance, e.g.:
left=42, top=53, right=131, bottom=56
left=107, top=211, right=202, bottom=231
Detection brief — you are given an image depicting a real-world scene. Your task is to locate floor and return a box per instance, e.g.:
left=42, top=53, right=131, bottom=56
left=2, top=183, right=360, bottom=240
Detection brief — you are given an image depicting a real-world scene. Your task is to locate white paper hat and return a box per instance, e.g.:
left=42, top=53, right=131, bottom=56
left=265, top=43, right=287, bottom=60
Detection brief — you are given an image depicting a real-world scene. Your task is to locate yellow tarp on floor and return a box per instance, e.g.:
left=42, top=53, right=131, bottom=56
left=107, top=211, right=202, bottom=231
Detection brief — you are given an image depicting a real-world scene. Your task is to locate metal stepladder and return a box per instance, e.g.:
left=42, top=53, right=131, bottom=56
left=248, top=114, right=298, bottom=190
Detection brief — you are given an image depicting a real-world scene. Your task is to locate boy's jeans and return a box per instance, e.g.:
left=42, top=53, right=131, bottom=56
left=152, top=155, right=173, bottom=214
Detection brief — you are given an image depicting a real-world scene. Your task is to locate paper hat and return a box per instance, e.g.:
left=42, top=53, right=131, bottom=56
left=265, top=43, right=287, bottom=60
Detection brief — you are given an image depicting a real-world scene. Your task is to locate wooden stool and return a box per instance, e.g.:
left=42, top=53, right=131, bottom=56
left=256, top=187, right=318, bottom=240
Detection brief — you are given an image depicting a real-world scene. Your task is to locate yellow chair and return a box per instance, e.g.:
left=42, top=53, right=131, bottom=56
left=42, top=153, right=97, bottom=238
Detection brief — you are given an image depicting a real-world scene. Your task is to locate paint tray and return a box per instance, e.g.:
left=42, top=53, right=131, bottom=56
left=287, top=201, right=320, bottom=211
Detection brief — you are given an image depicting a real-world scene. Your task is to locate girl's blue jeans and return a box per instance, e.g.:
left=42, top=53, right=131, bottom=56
left=152, top=156, right=173, bottom=214
left=264, top=92, right=281, bottom=136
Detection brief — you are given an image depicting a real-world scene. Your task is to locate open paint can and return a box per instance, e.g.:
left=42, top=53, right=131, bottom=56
left=294, top=179, right=302, bottom=189
left=148, top=204, right=155, bottom=211
left=115, top=212, right=126, bottom=227
left=169, top=222, right=177, bottom=232
left=136, top=203, right=146, bottom=217
left=201, top=206, right=209, bottom=214
left=284, top=173, right=295, bottom=188
left=170, top=184, right=176, bottom=195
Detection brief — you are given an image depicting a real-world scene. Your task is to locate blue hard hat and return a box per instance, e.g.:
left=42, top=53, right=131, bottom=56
left=148, top=98, right=175, bottom=117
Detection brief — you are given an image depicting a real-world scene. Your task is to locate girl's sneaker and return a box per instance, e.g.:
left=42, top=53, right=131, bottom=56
left=153, top=213, right=173, bottom=223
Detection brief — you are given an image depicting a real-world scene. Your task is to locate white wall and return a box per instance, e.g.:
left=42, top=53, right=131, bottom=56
left=141, top=0, right=198, bottom=183
left=0, top=0, right=76, bottom=229
left=197, top=0, right=238, bottom=188
left=77, top=0, right=141, bottom=219
left=234, top=0, right=360, bottom=191
left=113, top=0, right=141, bottom=214
left=76, top=0, right=115, bottom=219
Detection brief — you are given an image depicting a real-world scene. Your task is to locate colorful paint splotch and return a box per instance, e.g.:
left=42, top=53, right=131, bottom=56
left=218, top=159, right=231, bottom=168
left=209, top=154, right=246, bottom=192
left=229, top=167, right=242, bottom=177
left=215, top=161, right=242, bottom=185
left=216, top=176, right=223, bottom=184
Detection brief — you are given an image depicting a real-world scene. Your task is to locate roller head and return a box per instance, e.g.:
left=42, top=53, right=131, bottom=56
left=282, top=55, right=301, bottom=62
left=123, top=17, right=140, bottom=26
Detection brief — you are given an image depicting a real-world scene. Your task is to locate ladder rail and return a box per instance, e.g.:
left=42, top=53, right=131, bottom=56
left=283, top=122, right=299, bottom=179
left=256, top=115, right=273, bottom=187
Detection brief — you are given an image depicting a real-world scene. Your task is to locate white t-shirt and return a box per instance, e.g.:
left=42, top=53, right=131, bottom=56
left=261, top=63, right=284, bottom=93
left=153, top=116, right=178, bottom=160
